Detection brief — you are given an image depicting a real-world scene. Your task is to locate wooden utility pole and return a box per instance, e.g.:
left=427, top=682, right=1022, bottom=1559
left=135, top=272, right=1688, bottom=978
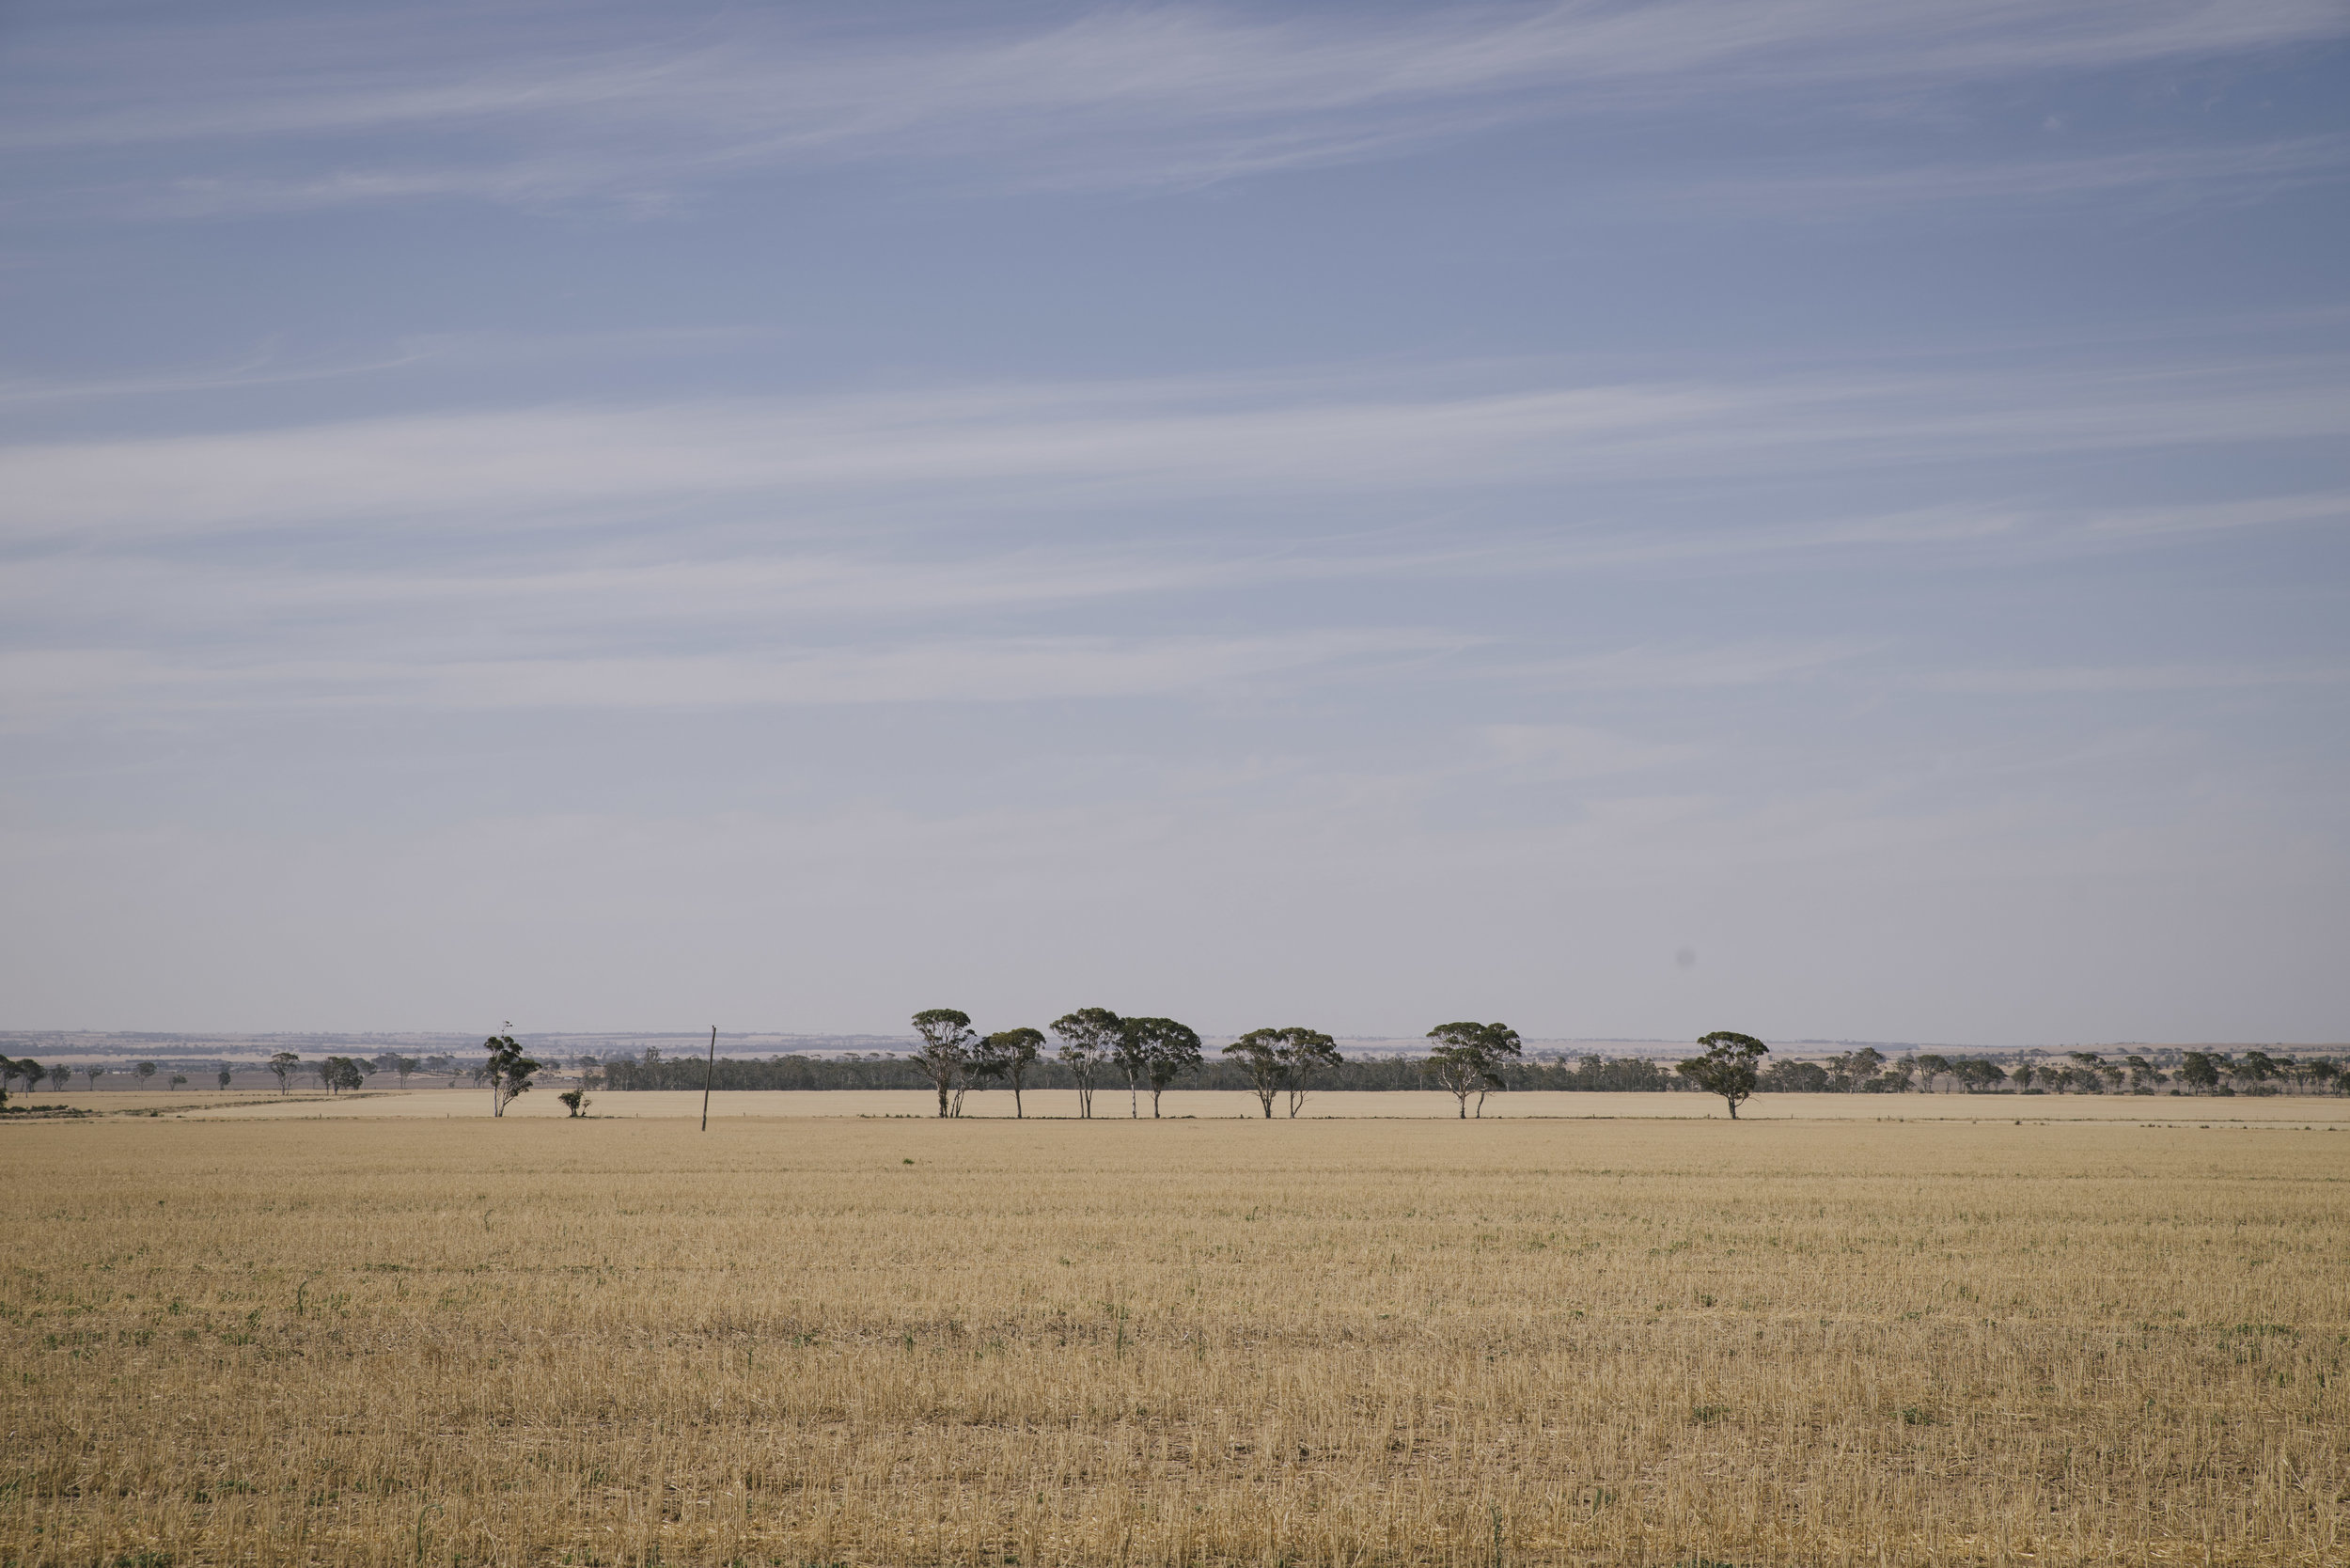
left=700, top=1026, right=716, bottom=1131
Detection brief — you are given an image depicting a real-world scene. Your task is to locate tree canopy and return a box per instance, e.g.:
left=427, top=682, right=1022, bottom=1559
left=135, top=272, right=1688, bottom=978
left=1422, top=1021, right=1522, bottom=1118
left=484, top=1033, right=542, bottom=1118
left=911, top=1009, right=979, bottom=1118
left=1050, top=1008, right=1122, bottom=1121
left=1125, top=1017, right=1203, bottom=1118
left=1676, top=1031, right=1769, bottom=1119
left=977, top=1027, right=1046, bottom=1118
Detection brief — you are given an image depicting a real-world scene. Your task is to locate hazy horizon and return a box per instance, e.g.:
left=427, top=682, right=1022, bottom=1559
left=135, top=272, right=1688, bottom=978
left=4, top=2, right=2346, bottom=1043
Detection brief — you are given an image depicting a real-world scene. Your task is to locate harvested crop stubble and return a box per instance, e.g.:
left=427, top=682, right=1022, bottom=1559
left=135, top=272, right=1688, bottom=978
left=3, top=1117, right=2345, bottom=1566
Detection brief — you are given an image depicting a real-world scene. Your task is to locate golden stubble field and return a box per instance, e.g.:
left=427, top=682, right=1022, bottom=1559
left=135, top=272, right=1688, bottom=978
left=4, top=1116, right=2345, bottom=1567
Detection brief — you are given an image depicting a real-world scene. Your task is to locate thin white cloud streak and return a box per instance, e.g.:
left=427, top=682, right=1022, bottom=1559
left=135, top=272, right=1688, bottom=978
left=0, top=631, right=1897, bottom=723
left=8, top=487, right=2340, bottom=662
left=1677, top=136, right=2350, bottom=216
left=6, top=359, right=2346, bottom=543
left=1920, top=663, right=2350, bottom=694
left=8, top=1, right=2345, bottom=208
left=0, top=630, right=1471, bottom=721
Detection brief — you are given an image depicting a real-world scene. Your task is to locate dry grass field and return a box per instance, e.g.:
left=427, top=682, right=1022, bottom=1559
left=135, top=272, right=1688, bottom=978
left=5, top=1115, right=2346, bottom=1567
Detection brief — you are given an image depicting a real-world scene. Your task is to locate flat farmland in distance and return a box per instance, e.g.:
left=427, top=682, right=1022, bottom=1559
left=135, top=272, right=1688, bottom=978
left=85, top=1085, right=2350, bottom=1124
left=5, top=1119, right=2346, bottom=1567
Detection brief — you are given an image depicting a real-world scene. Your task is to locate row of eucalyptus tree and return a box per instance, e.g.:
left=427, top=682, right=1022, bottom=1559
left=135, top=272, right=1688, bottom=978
left=903, top=1011, right=1541, bottom=1121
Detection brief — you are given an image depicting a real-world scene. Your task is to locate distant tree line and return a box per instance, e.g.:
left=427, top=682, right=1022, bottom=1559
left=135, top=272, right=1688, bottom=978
left=595, top=1032, right=2345, bottom=1108
left=1754, top=1045, right=2344, bottom=1097
left=596, top=1011, right=1691, bottom=1115
left=7, top=1034, right=2338, bottom=1115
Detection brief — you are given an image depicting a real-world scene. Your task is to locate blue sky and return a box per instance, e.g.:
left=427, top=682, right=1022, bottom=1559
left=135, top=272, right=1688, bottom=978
left=3, top=0, right=2346, bottom=1043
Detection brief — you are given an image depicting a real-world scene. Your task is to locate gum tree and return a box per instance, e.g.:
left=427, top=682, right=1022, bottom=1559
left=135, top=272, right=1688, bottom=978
left=1676, top=1031, right=1769, bottom=1120
left=1423, top=1021, right=1522, bottom=1119
left=1113, top=1020, right=1153, bottom=1117
left=484, top=1032, right=541, bottom=1118
left=1126, top=1018, right=1202, bottom=1118
left=1223, top=1029, right=1289, bottom=1118
left=267, top=1052, right=301, bottom=1094
left=1279, top=1027, right=1344, bottom=1118
left=1052, top=1008, right=1121, bottom=1121
left=1221, top=1027, right=1345, bottom=1119
left=977, top=1027, right=1045, bottom=1118
left=911, top=1009, right=979, bottom=1119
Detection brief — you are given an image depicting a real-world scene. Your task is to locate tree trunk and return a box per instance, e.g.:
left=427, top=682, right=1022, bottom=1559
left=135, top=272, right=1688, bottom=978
left=1013, top=1085, right=1024, bottom=1119
left=935, top=1084, right=948, bottom=1118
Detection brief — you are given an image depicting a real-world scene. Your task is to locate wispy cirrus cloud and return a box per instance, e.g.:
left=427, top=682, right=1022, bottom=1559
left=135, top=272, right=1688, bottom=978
left=1674, top=136, right=2350, bottom=217
left=8, top=0, right=2346, bottom=211
left=6, top=355, right=2346, bottom=543
left=0, top=629, right=1470, bottom=722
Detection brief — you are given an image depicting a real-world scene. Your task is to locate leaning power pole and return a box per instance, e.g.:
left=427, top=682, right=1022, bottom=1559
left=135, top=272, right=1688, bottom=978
left=700, top=1026, right=716, bottom=1131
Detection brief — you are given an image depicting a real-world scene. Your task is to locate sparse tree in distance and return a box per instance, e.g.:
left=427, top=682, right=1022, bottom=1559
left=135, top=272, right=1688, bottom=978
left=483, top=1030, right=541, bottom=1118
left=1126, top=1018, right=1203, bottom=1118
left=48, top=1065, right=72, bottom=1093
left=84, top=1064, right=108, bottom=1091
left=2067, top=1051, right=2121, bottom=1092
left=1113, top=1019, right=1152, bottom=1117
left=1227, top=1027, right=1347, bottom=1119
left=1052, top=1009, right=1121, bottom=1120
left=4, top=1058, right=38, bottom=1099
left=216, top=1066, right=232, bottom=1090
left=1223, top=1029, right=1289, bottom=1118
left=1952, top=1058, right=2008, bottom=1093
left=1825, top=1046, right=1885, bottom=1091
left=1280, top=1027, right=1343, bottom=1118
left=977, top=1028, right=1045, bottom=1118
left=557, top=1088, right=590, bottom=1118
left=169, top=1074, right=187, bottom=1090
left=911, top=1010, right=979, bottom=1119
left=321, top=1057, right=365, bottom=1094
left=1677, top=1031, right=1769, bottom=1119
left=1423, top=1021, right=1522, bottom=1119
left=135, top=1061, right=157, bottom=1088
left=267, top=1052, right=300, bottom=1094
left=2178, top=1052, right=2222, bottom=1091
